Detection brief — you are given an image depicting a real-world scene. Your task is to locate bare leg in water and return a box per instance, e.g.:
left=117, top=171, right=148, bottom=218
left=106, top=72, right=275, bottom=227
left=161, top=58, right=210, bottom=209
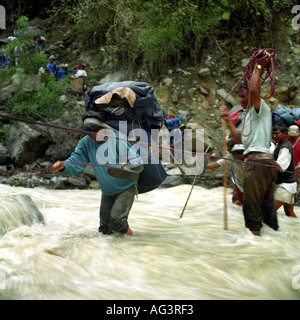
left=274, top=200, right=297, bottom=218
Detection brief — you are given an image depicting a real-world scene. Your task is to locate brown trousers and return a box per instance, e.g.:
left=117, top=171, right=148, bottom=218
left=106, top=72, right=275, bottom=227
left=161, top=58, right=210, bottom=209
left=243, top=159, right=278, bottom=231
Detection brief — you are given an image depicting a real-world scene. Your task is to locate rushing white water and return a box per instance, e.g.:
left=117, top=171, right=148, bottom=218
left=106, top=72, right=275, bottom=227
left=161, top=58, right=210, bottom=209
left=0, top=182, right=300, bottom=300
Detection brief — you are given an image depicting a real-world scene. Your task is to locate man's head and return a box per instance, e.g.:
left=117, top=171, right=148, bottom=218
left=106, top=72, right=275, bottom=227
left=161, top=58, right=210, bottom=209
left=288, top=125, right=299, bottom=139
left=231, top=143, right=245, bottom=160
left=82, top=111, right=106, bottom=141
left=273, top=124, right=288, bottom=144
left=238, top=82, right=250, bottom=109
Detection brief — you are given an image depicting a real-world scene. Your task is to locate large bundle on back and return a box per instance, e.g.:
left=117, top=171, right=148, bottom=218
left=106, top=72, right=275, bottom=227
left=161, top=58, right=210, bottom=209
left=85, top=81, right=167, bottom=194
left=85, top=81, right=166, bottom=131
left=272, top=105, right=300, bottom=127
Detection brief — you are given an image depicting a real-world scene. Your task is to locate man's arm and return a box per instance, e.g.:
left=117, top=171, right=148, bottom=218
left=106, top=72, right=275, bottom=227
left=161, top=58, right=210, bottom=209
left=51, top=160, right=65, bottom=171
left=249, top=50, right=271, bottom=111
left=51, top=139, right=89, bottom=174
left=275, top=147, right=292, bottom=172
left=220, top=104, right=242, bottom=144
left=206, top=162, right=221, bottom=170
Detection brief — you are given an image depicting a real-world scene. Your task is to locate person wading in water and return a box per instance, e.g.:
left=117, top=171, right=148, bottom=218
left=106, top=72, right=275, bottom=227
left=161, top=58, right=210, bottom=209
left=220, top=50, right=278, bottom=236
left=273, top=124, right=297, bottom=218
left=51, top=112, right=143, bottom=236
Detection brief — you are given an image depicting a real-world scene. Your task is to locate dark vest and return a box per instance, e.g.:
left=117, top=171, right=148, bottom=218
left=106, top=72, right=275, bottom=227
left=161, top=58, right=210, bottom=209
left=273, top=140, right=296, bottom=184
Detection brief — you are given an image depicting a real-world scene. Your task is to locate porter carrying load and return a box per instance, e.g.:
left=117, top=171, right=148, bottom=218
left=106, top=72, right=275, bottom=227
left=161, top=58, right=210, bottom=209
left=85, top=81, right=168, bottom=194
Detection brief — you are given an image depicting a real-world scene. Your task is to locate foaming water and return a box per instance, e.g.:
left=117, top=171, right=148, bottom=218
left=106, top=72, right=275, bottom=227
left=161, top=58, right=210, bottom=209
left=0, top=183, right=300, bottom=300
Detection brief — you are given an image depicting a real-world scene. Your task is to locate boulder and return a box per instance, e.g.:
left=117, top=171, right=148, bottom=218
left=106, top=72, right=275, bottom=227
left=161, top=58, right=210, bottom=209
left=23, top=75, right=41, bottom=93
left=198, top=67, right=211, bottom=77
left=217, top=88, right=239, bottom=107
left=67, top=175, right=89, bottom=189
left=0, top=144, right=10, bottom=164
left=0, top=74, right=21, bottom=103
left=43, top=119, right=81, bottom=160
left=0, top=194, right=44, bottom=236
left=7, top=122, right=52, bottom=167
left=160, top=175, right=185, bottom=188
left=89, top=180, right=100, bottom=189
left=99, top=71, right=125, bottom=84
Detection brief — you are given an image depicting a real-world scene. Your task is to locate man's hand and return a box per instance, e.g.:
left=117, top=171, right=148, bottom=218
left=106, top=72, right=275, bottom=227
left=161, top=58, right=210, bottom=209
left=120, top=162, right=127, bottom=168
left=259, top=50, right=272, bottom=67
left=219, top=103, right=242, bottom=144
left=51, top=161, right=65, bottom=171
left=250, top=49, right=272, bottom=111
left=220, top=103, right=230, bottom=122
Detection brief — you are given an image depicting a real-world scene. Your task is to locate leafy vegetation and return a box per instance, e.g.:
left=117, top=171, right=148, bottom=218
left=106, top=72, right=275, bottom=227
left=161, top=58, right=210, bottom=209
left=9, top=73, right=71, bottom=121
left=0, top=16, right=74, bottom=123
left=0, top=0, right=298, bottom=126
left=2, top=0, right=298, bottom=73
left=4, top=16, right=48, bottom=73
left=44, top=0, right=298, bottom=72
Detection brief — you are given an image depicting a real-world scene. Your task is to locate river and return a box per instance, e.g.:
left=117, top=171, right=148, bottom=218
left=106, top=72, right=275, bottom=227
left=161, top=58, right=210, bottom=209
left=0, top=183, right=300, bottom=300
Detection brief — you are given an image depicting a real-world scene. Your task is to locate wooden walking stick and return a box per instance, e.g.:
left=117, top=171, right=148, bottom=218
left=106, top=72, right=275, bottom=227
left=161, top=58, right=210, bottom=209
left=180, top=174, right=197, bottom=219
left=222, top=119, right=228, bottom=230
left=180, top=144, right=211, bottom=219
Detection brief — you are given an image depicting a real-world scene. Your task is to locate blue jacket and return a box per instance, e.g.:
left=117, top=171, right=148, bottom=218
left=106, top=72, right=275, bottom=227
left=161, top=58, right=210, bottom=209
left=0, top=53, right=8, bottom=67
left=56, top=67, right=68, bottom=81
left=165, top=115, right=183, bottom=131
left=47, top=62, right=56, bottom=75
left=60, top=130, right=143, bottom=196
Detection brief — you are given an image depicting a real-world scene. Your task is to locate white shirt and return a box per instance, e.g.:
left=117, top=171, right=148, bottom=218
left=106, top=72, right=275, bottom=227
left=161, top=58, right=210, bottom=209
left=276, top=147, right=291, bottom=172
left=241, top=100, right=273, bottom=155
left=75, top=69, right=87, bottom=77
left=38, top=66, right=45, bottom=75
left=276, top=146, right=297, bottom=193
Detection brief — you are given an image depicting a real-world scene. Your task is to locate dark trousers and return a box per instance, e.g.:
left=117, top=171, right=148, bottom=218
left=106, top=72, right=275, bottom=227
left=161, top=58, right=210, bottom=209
left=243, top=159, right=278, bottom=231
left=98, top=185, right=136, bottom=234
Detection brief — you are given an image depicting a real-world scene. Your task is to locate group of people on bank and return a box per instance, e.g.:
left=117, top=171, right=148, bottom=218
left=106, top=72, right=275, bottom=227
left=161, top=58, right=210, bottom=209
left=35, top=36, right=88, bottom=98
left=43, top=61, right=88, bottom=99
left=1, top=35, right=88, bottom=100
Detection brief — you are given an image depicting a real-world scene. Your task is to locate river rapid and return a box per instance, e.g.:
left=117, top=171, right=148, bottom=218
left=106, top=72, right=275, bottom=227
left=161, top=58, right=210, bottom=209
left=0, top=183, right=300, bottom=300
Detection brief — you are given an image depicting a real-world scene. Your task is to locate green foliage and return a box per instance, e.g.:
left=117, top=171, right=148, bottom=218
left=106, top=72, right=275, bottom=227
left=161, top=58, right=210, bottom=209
left=0, top=65, right=19, bottom=82
left=16, top=15, right=29, bottom=30
left=21, top=51, right=48, bottom=74
left=272, top=0, right=298, bottom=12
left=46, top=0, right=296, bottom=72
left=9, top=74, right=71, bottom=121
left=0, top=124, right=10, bottom=146
left=0, top=15, right=72, bottom=122
left=5, top=16, right=48, bottom=74
left=0, top=1, right=296, bottom=131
